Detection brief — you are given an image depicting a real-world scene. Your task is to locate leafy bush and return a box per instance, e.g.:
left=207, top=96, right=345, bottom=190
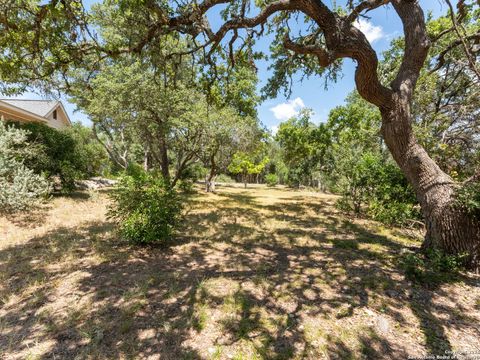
left=0, top=122, right=51, bottom=213
left=63, top=123, right=110, bottom=177
left=177, top=179, right=195, bottom=193
left=455, top=181, right=480, bottom=217
left=108, top=168, right=182, bottom=245
left=366, top=200, right=419, bottom=226
left=216, top=173, right=235, bottom=183
left=401, top=248, right=467, bottom=286
left=334, top=152, right=420, bottom=226
left=181, top=163, right=208, bottom=182
left=10, top=122, right=107, bottom=192
left=265, top=173, right=279, bottom=187
left=176, top=163, right=205, bottom=193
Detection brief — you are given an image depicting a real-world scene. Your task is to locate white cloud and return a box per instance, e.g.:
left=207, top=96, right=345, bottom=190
left=354, top=19, right=384, bottom=43
left=270, top=125, right=279, bottom=135
left=269, top=97, right=305, bottom=121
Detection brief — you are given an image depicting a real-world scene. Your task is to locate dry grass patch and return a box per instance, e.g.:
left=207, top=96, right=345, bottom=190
left=1, top=184, right=479, bottom=359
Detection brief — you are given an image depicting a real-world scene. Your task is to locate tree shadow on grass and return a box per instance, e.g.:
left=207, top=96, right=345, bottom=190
left=182, top=190, right=479, bottom=357
left=0, top=220, right=205, bottom=359
left=3, top=204, right=53, bottom=229
left=1, top=189, right=479, bottom=359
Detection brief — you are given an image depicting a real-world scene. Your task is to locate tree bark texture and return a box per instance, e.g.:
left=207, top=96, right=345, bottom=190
left=381, top=95, right=480, bottom=267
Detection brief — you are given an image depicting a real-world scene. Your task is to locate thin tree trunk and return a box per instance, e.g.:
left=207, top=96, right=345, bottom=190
left=206, top=156, right=216, bottom=192
left=92, top=124, right=128, bottom=170
left=209, top=176, right=216, bottom=192
left=158, top=132, right=170, bottom=181
left=143, top=148, right=150, bottom=171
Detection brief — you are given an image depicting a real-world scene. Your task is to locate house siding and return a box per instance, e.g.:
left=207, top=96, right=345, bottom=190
left=45, top=110, right=69, bottom=129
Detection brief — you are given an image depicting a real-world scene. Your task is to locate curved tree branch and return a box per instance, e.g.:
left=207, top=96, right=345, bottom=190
left=283, top=34, right=335, bottom=67
left=390, top=0, right=431, bottom=99
left=346, top=0, right=390, bottom=23
left=201, top=0, right=299, bottom=44
left=430, top=33, right=480, bottom=73
left=444, top=0, right=480, bottom=81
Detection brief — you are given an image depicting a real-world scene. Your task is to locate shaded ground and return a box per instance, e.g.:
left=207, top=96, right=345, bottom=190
left=1, top=185, right=479, bottom=359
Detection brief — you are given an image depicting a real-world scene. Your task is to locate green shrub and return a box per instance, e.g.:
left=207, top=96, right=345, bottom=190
left=216, top=173, right=235, bottom=183
left=265, top=173, right=279, bottom=187
left=181, top=163, right=207, bottom=182
left=401, top=248, right=467, bottom=286
left=367, top=200, right=419, bottom=226
left=108, top=169, right=182, bottom=245
left=455, top=181, right=480, bottom=217
left=178, top=179, right=195, bottom=193
left=334, top=152, right=420, bottom=226
left=63, top=123, right=110, bottom=177
left=12, top=122, right=79, bottom=191
left=0, top=122, right=51, bottom=213
left=10, top=122, right=108, bottom=192
left=176, top=163, right=205, bottom=193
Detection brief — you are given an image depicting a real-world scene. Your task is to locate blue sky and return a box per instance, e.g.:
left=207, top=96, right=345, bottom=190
left=256, top=0, right=449, bottom=133
left=11, top=0, right=449, bottom=130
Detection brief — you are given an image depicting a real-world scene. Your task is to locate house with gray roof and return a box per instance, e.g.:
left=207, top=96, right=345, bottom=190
left=0, top=99, right=71, bottom=129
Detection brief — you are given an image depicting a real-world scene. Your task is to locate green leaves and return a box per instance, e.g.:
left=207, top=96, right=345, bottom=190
left=274, top=108, right=328, bottom=187
left=15, top=122, right=89, bottom=192
left=0, top=121, right=51, bottom=213
left=228, top=152, right=269, bottom=176
left=311, top=93, right=420, bottom=226
left=456, top=181, right=480, bottom=217
left=0, top=0, right=93, bottom=94
left=108, top=169, right=183, bottom=245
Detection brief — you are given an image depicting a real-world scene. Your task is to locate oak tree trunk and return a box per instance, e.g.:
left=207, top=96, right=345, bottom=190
left=380, top=95, right=480, bottom=270
left=341, top=0, right=480, bottom=270
left=150, top=0, right=480, bottom=269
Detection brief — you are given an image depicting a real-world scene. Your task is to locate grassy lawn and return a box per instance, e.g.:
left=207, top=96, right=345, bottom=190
left=1, top=185, right=479, bottom=359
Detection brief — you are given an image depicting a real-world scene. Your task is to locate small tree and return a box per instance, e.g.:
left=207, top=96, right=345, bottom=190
left=228, top=152, right=269, bottom=188
left=265, top=173, right=279, bottom=187
left=72, top=59, right=212, bottom=187
left=276, top=109, right=329, bottom=187
left=200, top=107, right=260, bottom=192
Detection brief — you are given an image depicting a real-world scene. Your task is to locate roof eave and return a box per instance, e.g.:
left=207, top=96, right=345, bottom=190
left=0, top=100, right=50, bottom=124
